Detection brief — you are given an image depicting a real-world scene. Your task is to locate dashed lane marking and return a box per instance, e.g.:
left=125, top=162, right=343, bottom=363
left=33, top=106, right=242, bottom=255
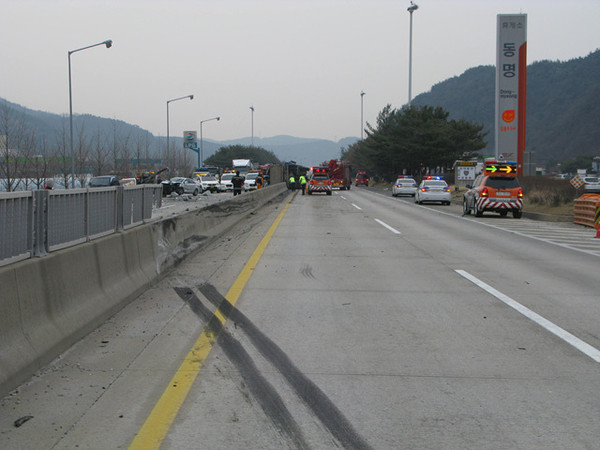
left=374, top=218, right=401, bottom=235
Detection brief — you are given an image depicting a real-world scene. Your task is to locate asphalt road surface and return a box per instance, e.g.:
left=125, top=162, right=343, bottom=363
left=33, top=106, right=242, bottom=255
left=2, top=187, right=600, bottom=449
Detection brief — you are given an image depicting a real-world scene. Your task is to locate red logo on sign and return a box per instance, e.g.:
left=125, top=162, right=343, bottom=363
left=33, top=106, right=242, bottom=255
left=502, top=110, right=515, bottom=123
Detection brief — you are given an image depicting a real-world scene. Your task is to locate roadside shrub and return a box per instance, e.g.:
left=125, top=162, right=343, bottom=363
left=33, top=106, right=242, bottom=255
left=520, top=176, right=576, bottom=206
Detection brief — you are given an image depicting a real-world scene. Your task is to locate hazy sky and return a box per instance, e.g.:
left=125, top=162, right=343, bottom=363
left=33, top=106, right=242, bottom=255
left=1, top=0, right=599, bottom=143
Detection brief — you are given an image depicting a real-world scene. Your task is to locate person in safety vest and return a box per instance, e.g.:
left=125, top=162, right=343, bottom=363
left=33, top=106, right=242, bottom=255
left=289, top=175, right=296, bottom=191
left=299, top=174, right=307, bottom=195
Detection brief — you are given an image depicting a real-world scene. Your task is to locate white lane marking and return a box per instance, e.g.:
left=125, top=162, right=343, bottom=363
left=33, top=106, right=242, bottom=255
left=352, top=203, right=362, bottom=210
left=374, top=219, right=401, bottom=235
left=340, top=196, right=346, bottom=200
left=456, top=269, right=600, bottom=363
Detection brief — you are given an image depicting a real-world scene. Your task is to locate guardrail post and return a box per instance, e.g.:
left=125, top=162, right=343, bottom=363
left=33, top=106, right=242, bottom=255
left=32, top=190, right=48, bottom=257
left=116, top=186, right=124, bottom=232
left=157, top=184, right=162, bottom=209
left=85, top=188, right=90, bottom=241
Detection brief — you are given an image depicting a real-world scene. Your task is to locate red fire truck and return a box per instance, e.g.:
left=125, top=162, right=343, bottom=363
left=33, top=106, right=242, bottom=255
left=326, top=160, right=351, bottom=190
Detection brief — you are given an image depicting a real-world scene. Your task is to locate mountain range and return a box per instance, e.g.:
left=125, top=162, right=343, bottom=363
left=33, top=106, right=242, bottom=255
left=2, top=49, right=599, bottom=167
left=0, top=97, right=354, bottom=167
left=411, top=49, right=600, bottom=164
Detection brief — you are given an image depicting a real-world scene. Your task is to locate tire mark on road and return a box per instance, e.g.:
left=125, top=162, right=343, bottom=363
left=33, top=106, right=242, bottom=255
left=198, top=282, right=372, bottom=450
left=300, top=264, right=316, bottom=279
left=174, top=287, right=311, bottom=450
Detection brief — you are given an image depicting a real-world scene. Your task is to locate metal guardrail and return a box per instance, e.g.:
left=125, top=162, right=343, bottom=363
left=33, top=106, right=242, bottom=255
left=0, top=185, right=162, bottom=266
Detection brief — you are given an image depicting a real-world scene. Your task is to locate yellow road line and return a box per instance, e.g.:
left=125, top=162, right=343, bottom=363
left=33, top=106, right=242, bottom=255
left=129, top=200, right=291, bottom=450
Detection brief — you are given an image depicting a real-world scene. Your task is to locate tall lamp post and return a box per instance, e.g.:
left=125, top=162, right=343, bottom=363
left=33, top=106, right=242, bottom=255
left=68, top=39, right=112, bottom=188
left=360, top=91, right=366, bottom=139
left=199, top=116, right=220, bottom=169
left=407, top=1, right=418, bottom=107
left=166, top=94, right=194, bottom=164
left=249, top=106, right=255, bottom=147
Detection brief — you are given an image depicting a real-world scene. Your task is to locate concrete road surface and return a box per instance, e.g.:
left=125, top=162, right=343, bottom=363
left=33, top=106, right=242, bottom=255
left=2, top=188, right=600, bottom=449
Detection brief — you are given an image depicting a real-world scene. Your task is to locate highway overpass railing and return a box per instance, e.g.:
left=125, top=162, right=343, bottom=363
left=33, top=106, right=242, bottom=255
left=0, top=185, right=162, bottom=267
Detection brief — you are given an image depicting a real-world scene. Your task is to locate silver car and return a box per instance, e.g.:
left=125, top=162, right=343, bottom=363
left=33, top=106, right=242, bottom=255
left=415, top=178, right=451, bottom=205
left=392, top=177, right=417, bottom=197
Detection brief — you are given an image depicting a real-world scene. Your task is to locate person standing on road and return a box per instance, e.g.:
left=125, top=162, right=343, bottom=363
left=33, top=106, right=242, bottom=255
left=299, top=174, right=306, bottom=195
left=289, top=175, right=296, bottom=191
left=232, top=171, right=244, bottom=196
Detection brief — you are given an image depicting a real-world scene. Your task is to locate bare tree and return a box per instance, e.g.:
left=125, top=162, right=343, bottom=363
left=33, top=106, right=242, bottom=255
left=119, top=128, right=132, bottom=177
left=54, top=120, right=72, bottom=189
left=0, top=103, right=35, bottom=191
left=29, top=139, right=53, bottom=190
left=18, top=129, right=37, bottom=190
left=90, top=129, right=109, bottom=176
left=75, top=122, right=91, bottom=188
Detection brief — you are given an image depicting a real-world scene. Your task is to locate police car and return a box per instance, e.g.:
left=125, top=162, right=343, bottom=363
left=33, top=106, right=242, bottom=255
left=463, top=160, right=523, bottom=218
left=414, top=176, right=451, bottom=204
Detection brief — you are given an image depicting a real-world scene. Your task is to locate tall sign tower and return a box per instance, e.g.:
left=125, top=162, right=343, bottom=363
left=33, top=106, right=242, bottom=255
left=495, top=14, right=527, bottom=175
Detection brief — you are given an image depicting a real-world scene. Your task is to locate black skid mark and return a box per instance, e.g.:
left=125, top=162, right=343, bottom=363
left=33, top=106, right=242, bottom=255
left=173, top=287, right=310, bottom=450
left=197, top=283, right=373, bottom=450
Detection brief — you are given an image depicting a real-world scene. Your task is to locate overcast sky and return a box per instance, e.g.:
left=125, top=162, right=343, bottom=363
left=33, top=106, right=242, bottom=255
left=1, top=0, right=599, bottom=143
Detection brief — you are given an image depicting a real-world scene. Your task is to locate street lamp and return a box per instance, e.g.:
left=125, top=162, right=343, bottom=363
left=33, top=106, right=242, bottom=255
left=249, top=106, right=255, bottom=147
left=360, top=91, right=366, bottom=139
left=199, top=116, right=220, bottom=170
left=407, top=1, right=418, bottom=107
left=68, top=39, right=112, bottom=188
left=166, top=94, right=194, bottom=161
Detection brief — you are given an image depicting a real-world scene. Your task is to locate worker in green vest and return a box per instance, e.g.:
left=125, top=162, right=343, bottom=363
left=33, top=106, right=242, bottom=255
left=298, top=174, right=307, bottom=195
left=289, top=175, right=296, bottom=191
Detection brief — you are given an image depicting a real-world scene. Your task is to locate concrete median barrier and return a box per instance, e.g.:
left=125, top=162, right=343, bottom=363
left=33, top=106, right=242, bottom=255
left=0, top=183, right=289, bottom=397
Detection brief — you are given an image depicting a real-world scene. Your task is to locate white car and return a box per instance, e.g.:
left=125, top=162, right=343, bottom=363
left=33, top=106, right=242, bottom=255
left=244, top=172, right=260, bottom=190
left=392, top=177, right=417, bottom=197
left=197, top=176, right=219, bottom=193
left=415, top=178, right=451, bottom=205
left=167, top=177, right=200, bottom=196
left=583, top=176, right=600, bottom=193
left=218, top=173, right=235, bottom=192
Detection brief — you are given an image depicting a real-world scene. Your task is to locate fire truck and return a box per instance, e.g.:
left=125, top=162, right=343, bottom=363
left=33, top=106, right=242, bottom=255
left=326, top=160, right=351, bottom=190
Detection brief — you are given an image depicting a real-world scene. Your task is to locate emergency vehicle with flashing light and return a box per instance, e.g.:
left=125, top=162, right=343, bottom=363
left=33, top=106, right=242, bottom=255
left=414, top=176, right=451, bottom=204
left=463, top=160, right=523, bottom=218
left=306, top=166, right=332, bottom=195
left=326, top=160, right=351, bottom=190
left=355, top=172, right=369, bottom=186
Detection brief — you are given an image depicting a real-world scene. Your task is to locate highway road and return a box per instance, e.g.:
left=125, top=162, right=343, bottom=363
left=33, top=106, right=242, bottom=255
left=2, top=186, right=600, bottom=449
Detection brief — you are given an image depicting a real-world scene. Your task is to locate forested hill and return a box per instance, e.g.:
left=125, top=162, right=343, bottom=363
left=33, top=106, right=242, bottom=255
left=411, top=49, right=600, bottom=164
